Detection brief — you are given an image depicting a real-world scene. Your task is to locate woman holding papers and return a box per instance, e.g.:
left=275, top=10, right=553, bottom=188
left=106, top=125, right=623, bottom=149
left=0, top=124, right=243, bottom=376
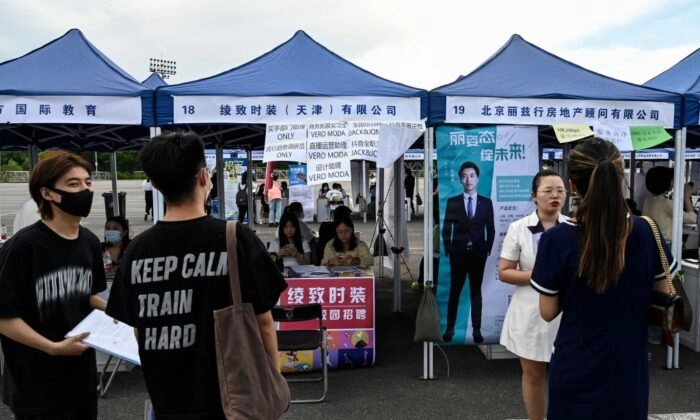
left=269, top=212, right=310, bottom=267
left=321, top=216, right=373, bottom=268
left=0, top=152, right=106, bottom=419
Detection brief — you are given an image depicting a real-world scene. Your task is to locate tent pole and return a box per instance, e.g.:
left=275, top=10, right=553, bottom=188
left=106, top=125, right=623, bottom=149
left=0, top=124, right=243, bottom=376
left=377, top=168, right=385, bottom=279
left=669, top=127, right=686, bottom=370
left=215, top=144, right=225, bottom=220
left=629, top=151, right=636, bottom=201
left=110, top=152, right=119, bottom=217
left=246, top=147, right=254, bottom=225
left=392, top=158, right=404, bottom=313
left=420, top=127, right=437, bottom=380
left=362, top=161, right=367, bottom=223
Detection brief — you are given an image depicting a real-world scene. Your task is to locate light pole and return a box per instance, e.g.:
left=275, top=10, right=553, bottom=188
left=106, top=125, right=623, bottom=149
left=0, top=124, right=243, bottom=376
left=148, top=57, right=177, bottom=79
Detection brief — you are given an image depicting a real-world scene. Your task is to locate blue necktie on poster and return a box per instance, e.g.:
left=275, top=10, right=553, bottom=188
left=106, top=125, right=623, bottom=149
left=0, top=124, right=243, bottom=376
left=468, top=196, right=473, bottom=219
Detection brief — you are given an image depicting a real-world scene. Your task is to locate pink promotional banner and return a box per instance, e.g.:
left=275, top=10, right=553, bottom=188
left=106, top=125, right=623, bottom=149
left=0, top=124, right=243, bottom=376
left=277, top=276, right=375, bottom=371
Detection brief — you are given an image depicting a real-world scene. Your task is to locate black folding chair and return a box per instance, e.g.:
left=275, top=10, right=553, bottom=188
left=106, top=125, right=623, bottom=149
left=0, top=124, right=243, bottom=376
left=272, top=303, right=328, bottom=403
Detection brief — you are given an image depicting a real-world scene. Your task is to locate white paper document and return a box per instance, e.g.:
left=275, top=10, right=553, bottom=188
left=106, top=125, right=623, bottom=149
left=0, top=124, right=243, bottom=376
left=66, top=309, right=141, bottom=366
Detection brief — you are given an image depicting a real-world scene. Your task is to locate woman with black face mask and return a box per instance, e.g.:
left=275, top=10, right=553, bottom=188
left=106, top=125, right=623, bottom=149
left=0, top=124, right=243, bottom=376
left=0, top=151, right=107, bottom=420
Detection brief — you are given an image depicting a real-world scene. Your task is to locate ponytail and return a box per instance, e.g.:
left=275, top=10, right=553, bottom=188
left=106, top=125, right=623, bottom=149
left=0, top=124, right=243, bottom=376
left=569, top=138, right=631, bottom=293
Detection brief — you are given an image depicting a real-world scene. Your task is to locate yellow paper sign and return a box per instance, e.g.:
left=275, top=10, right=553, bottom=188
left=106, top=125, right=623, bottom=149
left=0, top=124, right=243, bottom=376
left=552, top=124, right=594, bottom=143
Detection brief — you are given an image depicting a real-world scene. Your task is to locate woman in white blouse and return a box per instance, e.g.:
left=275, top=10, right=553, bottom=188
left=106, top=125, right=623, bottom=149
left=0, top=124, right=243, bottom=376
left=498, top=170, right=568, bottom=420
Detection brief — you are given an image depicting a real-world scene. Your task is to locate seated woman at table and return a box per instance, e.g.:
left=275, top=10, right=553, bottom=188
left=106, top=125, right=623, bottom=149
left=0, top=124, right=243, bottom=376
left=101, top=216, right=131, bottom=299
left=321, top=216, right=373, bottom=268
left=269, top=212, right=310, bottom=267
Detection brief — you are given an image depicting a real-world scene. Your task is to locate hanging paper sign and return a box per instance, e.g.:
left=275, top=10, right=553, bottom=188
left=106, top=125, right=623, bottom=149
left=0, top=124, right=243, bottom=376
left=348, top=121, right=382, bottom=161
left=263, top=123, right=308, bottom=162
left=593, top=124, right=633, bottom=151
left=630, top=126, right=672, bottom=150
left=552, top=124, right=593, bottom=143
left=306, top=121, right=351, bottom=185
left=376, top=121, right=426, bottom=168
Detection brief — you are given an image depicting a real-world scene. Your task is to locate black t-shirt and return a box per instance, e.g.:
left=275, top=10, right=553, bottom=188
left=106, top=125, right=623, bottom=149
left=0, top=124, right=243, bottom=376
left=106, top=216, right=287, bottom=419
left=0, top=221, right=105, bottom=415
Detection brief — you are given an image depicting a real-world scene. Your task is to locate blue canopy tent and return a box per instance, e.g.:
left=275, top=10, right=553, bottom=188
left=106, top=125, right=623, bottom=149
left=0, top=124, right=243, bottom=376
left=430, top=34, right=681, bottom=133
left=142, top=73, right=168, bottom=90
left=155, top=30, right=427, bottom=147
left=155, top=30, right=428, bottom=323
left=643, top=46, right=700, bottom=368
left=0, top=28, right=154, bottom=152
left=425, top=34, right=684, bottom=372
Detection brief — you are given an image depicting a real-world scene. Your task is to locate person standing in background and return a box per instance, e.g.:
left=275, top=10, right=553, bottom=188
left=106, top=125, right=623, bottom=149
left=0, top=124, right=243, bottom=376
left=499, top=170, right=567, bottom=420
left=142, top=178, right=153, bottom=221
left=642, top=166, right=696, bottom=247
left=404, top=167, right=416, bottom=214
left=267, top=174, right=282, bottom=227
left=0, top=151, right=107, bottom=419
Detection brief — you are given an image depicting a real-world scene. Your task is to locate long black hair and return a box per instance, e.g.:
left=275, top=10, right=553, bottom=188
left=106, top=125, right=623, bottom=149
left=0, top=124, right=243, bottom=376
left=332, top=216, right=358, bottom=252
left=568, top=137, right=631, bottom=293
left=278, top=212, right=303, bottom=252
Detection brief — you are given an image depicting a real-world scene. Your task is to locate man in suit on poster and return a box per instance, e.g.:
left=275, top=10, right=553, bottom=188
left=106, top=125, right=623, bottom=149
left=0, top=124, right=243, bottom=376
left=441, top=161, right=495, bottom=343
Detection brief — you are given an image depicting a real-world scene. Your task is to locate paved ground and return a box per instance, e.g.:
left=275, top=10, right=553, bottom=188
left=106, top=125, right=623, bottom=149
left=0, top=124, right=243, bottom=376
left=0, top=180, right=699, bottom=419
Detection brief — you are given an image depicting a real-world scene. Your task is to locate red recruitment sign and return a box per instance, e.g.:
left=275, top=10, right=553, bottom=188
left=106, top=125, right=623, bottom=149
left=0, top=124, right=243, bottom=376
left=278, top=277, right=374, bottom=330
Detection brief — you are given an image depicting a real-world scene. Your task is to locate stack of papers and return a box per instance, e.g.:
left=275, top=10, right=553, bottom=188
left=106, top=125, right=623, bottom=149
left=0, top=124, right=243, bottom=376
left=66, top=309, right=140, bottom=366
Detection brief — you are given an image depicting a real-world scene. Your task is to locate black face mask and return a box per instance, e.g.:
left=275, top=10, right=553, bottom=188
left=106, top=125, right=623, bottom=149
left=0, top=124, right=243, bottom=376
left=49, top=188, right=94, bottom=218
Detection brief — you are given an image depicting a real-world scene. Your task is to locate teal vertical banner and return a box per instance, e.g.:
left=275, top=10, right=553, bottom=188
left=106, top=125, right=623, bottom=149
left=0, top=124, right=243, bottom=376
left=435, top=125, right=497, bottom=345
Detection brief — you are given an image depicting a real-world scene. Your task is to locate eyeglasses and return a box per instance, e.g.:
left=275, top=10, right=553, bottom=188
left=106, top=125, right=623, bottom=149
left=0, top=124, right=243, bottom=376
left=537, top=189, right=567, bottom=197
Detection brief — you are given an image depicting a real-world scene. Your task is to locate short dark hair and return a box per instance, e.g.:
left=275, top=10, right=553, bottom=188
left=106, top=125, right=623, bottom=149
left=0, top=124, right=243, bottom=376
left=139, top=131, right=205, bottom=205
left=29, top=151, right=93, bottom=220
left=645, top=166, right=673, bottom=195
left=286, top=201, right=303, bottom=214
left=458, top=161, right=480, bottom=178
left=332, top=205, right=352, bottom=221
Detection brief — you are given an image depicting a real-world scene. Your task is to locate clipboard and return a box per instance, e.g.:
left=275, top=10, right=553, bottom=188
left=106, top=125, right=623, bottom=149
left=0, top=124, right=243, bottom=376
left=66, top=309, right=141, bottom=366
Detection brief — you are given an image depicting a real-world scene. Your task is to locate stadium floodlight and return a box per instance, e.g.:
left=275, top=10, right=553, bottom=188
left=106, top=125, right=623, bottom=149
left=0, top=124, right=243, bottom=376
left=149, top=57, right=177, bottom=79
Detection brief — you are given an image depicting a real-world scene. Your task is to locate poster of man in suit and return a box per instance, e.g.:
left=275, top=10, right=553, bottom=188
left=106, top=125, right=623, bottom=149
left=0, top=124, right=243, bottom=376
left=441, top=161, right=494, bottom=343
left=436, top=125, right=538, bottom=345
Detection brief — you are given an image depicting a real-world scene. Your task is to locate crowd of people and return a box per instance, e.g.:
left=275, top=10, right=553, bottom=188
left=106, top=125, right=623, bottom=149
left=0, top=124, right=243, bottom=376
left=0, top=133, right=690, bottom=419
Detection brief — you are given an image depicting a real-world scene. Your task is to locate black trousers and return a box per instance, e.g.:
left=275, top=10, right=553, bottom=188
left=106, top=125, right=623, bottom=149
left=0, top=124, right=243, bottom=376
left=417, top=256, right=439, bottom=289
left=237, top=205, right=248, bottom=223
left=144, top=190, right=153, bottom=215
left=446, top=249, right=486, bottom=331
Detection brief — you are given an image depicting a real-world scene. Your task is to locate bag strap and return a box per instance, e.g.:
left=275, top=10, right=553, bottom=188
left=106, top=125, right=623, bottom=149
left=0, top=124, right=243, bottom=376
left=640, top=216, right=677, bottom=296
left=225, top=221, right=243, bottom=304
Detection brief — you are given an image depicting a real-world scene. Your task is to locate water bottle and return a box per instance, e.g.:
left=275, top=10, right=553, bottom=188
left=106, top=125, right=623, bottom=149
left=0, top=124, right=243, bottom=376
left=103, top=249, right=112, bottom=271
left=211, top=199, right=220, bottom=217
left=0, top=225, right=7, bottom=240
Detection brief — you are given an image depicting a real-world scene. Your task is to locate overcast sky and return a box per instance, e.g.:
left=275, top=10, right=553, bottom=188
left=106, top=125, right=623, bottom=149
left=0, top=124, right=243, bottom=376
left=1, top=0, right=699, bottom=90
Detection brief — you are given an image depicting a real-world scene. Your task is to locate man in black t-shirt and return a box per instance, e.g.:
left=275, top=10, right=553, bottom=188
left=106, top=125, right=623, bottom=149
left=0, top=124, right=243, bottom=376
left=106, top=131, right=286, bottom=419
left=0, top=151, right=107, bottom=419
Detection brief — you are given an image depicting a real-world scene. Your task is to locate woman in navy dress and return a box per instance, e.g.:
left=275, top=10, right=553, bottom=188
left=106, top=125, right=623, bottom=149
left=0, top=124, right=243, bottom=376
left=530, top=138, right=675, bottom=419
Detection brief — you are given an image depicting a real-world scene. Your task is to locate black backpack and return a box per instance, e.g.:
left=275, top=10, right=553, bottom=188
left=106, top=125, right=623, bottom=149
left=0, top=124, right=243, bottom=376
left=236, top=187, right=247, bottom=208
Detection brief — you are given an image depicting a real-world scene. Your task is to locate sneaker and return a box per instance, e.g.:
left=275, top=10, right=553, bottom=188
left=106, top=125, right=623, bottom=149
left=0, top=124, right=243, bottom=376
left=411, top=281, right=424, bottom=292
left=144, top=213, right=148, bottom=221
